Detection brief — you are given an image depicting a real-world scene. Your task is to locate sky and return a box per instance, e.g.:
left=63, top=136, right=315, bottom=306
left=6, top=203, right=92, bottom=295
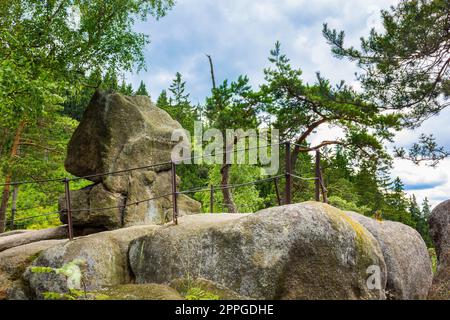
left=126, top=0, right=450, bottom=208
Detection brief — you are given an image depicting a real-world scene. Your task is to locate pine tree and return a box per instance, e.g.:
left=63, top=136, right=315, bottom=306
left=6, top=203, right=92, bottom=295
left=118, top=80, right=133, bottom=95
left=162, top=73, right=199, bottom=134
left=169, top=72, right=190, bottom=105
left=135, top=80, right=149, bottom=96
left=409, top=195, right=421, bottom=229
left=102, top=69, right=120, bottom=91
left=156, top=90, right=170, bottom=110
left=323, top=0, right=450, bottom=164
left=260, top=42, right=398, bottom=171
left=383, top=177, right=412, bottom=225
left=422, top=197, right=432, bottom=219
left=420, top=197, right=433, bottom=247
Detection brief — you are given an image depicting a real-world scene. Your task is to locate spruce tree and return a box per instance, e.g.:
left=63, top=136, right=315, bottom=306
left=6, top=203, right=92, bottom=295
left=135, top=80, right=149, bottom=96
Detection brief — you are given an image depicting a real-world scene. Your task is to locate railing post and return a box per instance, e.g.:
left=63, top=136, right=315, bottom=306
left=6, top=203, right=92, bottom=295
left=274, top=177, right=281, bottom=206
left=319, top=169, right=328, bottom=204
left=63, top=178, right=74, bottom=241
left=9, top=208, right=16, bottom=230
left=171, top=162, right=178, bottom=225
left=210, top=184, right=214, bottom=213
left=285, top=142, right=292, bottom=205
left=9, top=185, right=18, bottom=230
left=315, top=150, right=321, bottom=202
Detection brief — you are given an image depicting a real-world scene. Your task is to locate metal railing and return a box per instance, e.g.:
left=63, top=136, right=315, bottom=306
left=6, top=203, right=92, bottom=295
left=0, top=142, right=328, bottom=240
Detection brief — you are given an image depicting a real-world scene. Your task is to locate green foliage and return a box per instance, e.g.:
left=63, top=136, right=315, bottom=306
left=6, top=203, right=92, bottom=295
left=185, top=287, right=220, bottom=300
left=323, top=0, right=449, bottom=163
left=260, top=41, right=399, bottom=168
left=328, top=196, right=370, bottom=215
left=204, top=75, right=260, bottom=137
left=135, top=80, right=149, bottom=96
left=30, top=266, right=54, bottom=274
left=31, top=259, right=89, bottom=300
left=394, top=134, right=449, bottom=167
left=157, top=72, right=200, bottom=134
left=323, top=0, right=449, bottom=123
left=0, top=0, right=174, bottom=230
left=195, top=165, right=266, bottom=213
left=429, top=248, right=437, bottom=274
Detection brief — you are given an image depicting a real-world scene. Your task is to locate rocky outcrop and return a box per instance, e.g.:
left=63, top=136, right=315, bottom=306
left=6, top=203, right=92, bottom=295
left=59, top=90, right=201, bottom=230
left=0, top=226, right=69, bottom=253
left=21, top=225, right=160, bottom=299
left=345, top=211, right=432, bottom=299
left=428, top=200, right=450, bottom=299
left=0, top=240, right=65, bottom=299
left=3, top=202, right=435, bottom=300
left=129, top=202, right=387, bottom=300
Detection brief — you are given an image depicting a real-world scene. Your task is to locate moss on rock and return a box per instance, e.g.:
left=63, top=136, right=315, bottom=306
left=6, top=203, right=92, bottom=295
left=170, top=277, right=251, bottom=300
left=98, top=284, right=184, bottom=300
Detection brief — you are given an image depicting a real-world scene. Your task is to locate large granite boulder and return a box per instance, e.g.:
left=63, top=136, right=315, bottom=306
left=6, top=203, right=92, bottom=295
left=345, top=211, right=432, bottom=299
left=20, top=225, right=160, bottom=299
left=428, top=200, right=450, bottom=299
left=65, top=90, right=180, bottom=180
left=129, top=202, right=387, bottom=300
left=59, top=90, right=201, bottom=230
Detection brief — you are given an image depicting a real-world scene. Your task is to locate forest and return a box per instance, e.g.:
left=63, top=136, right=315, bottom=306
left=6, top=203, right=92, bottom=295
left=0, top=0, right=448, bottom=253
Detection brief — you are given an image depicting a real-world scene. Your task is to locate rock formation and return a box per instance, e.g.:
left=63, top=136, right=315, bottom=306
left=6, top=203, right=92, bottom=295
left=345, top=211, right=432, bottom=299
left=129, top=203, right=388, bottom=300
left=59, top=90, right=201, bottom=230
left=19, top=225, right=160, bottom=299
left=428, top=199, right=450, bottom=299
left=2, top=202, right=434, bottom=300
left=0, top=239, right=65, bottom=299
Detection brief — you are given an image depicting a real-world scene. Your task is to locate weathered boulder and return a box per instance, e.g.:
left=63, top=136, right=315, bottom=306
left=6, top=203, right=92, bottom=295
left=59, top=90, right=201, bottom=229
left=428, top=199, right=450, bottom=299
left=129, top=202, right=387, bottom=300
left=0, top=240, right=65, bottom=300
left=429, top=200, right=450, bottom=265
left=65, top=90, right=180, bottom=181
left=0, top=226, right=69, bottom=253
left=20, top=225, right=160, bottom=299
left=345, top=211, right=432, bottom=299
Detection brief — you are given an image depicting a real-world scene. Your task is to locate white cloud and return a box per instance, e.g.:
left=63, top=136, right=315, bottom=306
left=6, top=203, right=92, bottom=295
left=390, top=158, right=450, bottom=208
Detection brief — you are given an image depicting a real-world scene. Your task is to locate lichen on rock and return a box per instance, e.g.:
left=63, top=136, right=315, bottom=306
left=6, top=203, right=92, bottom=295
left=345, top=211, right=433, bottom=300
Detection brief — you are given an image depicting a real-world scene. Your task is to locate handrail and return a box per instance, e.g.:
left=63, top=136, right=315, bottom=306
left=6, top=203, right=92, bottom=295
left=1, top=141, right=329, bottom=236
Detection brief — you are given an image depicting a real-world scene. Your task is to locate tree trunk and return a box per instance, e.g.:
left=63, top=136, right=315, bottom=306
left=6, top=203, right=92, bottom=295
left=0, top=121, right=25, bottom=233
left=206, top=55, right=217, bottom=90
left=220, top=134, right=238, bottom=213
left=10, top=185, right=18, bottom=230
left=0, top=127, right=9, bottom=156
left=220, top=162, right=237, bottom=213
left=206, top=55, right=238, bottom=213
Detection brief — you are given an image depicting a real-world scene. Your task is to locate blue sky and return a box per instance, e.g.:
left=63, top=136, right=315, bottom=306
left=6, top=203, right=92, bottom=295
left=126, top=0, right=450, bottom=208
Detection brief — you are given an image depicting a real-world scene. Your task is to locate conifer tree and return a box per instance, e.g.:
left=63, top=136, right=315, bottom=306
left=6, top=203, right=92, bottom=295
left=135, top=80, right=149, bottom=96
